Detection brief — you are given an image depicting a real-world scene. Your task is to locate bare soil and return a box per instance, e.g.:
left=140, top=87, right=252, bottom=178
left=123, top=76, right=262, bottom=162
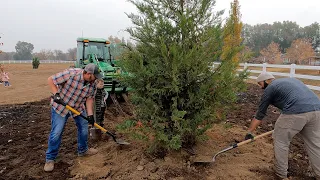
left=0, top=82, right=317, bottom=180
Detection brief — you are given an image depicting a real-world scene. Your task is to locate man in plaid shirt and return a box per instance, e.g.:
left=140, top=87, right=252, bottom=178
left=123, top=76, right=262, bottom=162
left=44, top=63, right=103, bottom=172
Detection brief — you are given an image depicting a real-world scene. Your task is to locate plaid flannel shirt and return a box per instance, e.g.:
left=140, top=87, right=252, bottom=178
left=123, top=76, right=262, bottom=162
left=50, top=68, right=95, bottom=117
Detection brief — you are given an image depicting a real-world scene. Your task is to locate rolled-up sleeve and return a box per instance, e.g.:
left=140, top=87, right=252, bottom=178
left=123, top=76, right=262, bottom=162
left=255, top=87, right=274, bottom=120
left=88, top=85, right=95, bottom=99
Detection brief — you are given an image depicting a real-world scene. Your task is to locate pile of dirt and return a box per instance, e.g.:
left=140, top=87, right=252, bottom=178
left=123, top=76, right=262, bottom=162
left=0, top=83, right=316, bottom=180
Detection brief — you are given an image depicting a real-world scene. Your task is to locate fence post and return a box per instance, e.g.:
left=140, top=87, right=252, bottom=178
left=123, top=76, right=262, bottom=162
left=262, top=63, right=267, bottom=72
left=290, top=64, right=296, bottom=78
left=244, top=62, right=248, bottom=70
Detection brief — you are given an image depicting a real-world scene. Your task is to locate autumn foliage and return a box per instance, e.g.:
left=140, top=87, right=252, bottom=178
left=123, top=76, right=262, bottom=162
left=260, top=42, right=282, bottom=64
left=221, top=0, right=243, bottom=63
left=286, top=38, right=315, bottom=64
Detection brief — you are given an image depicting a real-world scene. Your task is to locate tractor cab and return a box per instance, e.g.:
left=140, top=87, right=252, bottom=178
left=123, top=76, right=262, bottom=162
left=75, top=37, right=130, bottom=94
left=76, top=38, right=114, bottom=72
left=75, top=37, right=133, bottom=116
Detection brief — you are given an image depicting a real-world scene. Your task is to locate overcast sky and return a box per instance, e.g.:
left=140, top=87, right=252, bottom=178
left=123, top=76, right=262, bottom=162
left=0, top=0, right=319, bottom=52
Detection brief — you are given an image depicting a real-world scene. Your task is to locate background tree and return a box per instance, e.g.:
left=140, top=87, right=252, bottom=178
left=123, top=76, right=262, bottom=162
left=34, top=49, right=47, bottom=60
left=13, top=41, right=34, bottom=60
left=221, top=0, right=243, bottom=63
left=260, top=42, right=282, bottom=64
left=242, top=23, right=275, bottom=55
left=53, top=49, right=66, bottom=60
left=108, top=35, right=114, bottom=42
left=239, top=46, right=254, bottom=62
left=32, top=57, right=40, bottom=69
left=33, top=48, right=74, bottom=60
left=108, top=36, right=122, bottom=44
left=242, top=21, right=320, bottom=56
left=119, top=0, right=246, bottom=154
left=286, top=38, right=315, bottom=64
left=67, top=48, right=77, bottom=60
left=272, top=21, right=301, bottom=52
left=301, top=22, right=320, bottom=50
left=0, top=52, right=10, bottom=60
left=114, top=37, right=122, bottom=43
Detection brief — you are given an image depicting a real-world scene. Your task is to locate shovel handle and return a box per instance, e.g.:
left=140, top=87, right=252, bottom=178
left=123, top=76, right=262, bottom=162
left=236, top=130, right=274, bottom=147
left=64, top=104, right=115, bottom=137
left=66, top=105, right=81, bottom=116
left=52, top=99, right=119, bottom=143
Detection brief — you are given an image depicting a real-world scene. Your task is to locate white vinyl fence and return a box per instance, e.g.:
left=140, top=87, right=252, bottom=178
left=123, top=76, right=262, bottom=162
left=213, top=62, right=320, bottom=91
left=0, top=60, right=75, bottom=64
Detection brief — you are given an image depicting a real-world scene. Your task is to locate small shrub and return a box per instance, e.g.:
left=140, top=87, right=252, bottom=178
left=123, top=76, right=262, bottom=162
left=32, top=57, right=40, bottom=69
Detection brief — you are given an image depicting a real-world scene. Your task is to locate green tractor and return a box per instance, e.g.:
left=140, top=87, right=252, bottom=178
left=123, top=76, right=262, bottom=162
left=75, top=37, right=132, bottom=115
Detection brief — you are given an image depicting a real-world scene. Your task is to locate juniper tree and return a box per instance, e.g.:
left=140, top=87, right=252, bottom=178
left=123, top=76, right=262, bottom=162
left=118, top=0, right=247, bottom=154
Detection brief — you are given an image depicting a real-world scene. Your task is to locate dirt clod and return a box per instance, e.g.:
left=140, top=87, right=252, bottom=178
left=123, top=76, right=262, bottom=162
left=146, top=162, right=158, bottom=173
left=136, top=165, right=144, bottom=171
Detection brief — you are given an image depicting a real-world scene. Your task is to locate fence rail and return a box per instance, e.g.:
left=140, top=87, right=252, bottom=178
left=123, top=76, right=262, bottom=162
left=3, top=60, right=320, bottom=91
left=0, top=60, right=75, bottom=64
left=213, top=62, right=320, bottom=91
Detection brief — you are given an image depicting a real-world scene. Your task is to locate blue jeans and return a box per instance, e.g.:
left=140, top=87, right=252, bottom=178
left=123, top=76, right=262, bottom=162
left=46, top=107, right=89, bottom=161
left=4, top=81, right=10, bottom=86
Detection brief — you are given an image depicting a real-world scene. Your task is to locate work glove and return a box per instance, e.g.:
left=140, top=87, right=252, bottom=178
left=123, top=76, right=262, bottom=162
left=52, top=93, right=64, bottom=105
left=87, top=115, right=95, bottom=126
left=245, top=132, right=254, bottom=140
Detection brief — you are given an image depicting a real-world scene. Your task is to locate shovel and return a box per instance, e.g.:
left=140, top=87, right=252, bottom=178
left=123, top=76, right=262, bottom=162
left=192, top=130, right=274, bottom=164
left=54, top=97, right=130, bottom=145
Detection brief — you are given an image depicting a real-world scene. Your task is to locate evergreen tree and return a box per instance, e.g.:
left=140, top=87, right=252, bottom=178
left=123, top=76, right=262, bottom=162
left=118, top=0, right=247, bottom=155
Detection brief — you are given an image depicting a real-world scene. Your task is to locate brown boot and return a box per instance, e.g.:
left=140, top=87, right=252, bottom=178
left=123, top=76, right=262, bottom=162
left=78, top=148, right=98, bottom=157
left=44, top=161, right=54, bottom=172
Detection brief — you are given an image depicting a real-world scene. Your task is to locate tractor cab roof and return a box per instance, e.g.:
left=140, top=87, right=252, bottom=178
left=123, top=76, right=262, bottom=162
left=77, top=37, right=109, bottom=43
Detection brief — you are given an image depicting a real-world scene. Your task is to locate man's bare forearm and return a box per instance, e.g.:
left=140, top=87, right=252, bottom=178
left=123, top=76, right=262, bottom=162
left=248, top=118, right=262, bottom=133
left=86, top=98, right=94, bottom=116
left=48, top=76, right=58, bottom=94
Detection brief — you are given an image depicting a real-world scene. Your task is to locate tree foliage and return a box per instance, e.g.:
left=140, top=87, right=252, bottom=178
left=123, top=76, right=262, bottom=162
left=286, top=38, right=315, bottom=64
left=13, top=41, right=34, bottom=60
left=32, top=57, right=40, bottom=69
left=67, top=48, right=77, bottom=61
left=221, top=0, right=242, bottom=63
left=239, top=46, right=254, bottom=62
left=260, top=42, right=282, bottom=64
left=118, top=0, right=247, bottom=154
left=33, top=48, right=77, bottom=60
left=242, top=21, right=320, bottom=55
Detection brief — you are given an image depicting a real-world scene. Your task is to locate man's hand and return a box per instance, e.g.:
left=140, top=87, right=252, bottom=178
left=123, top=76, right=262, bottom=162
left=245, top=132, right=254, bottom=140
left=52, top=93, right=64, bottom=105
left=248, top=118, right=262, bottom=133
left=87, top=115, right=95, bottom=126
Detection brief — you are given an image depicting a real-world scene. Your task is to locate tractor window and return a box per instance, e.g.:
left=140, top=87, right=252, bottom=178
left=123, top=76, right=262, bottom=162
left=84, top=42, right=108, bottom=60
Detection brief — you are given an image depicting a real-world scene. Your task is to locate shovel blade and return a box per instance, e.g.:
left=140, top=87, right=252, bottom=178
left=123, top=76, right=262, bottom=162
left=116, top=139, right=130, bottom=145
left=190, top=155, right=213, bottom=164
left=89, top=128, right=102, bottom=141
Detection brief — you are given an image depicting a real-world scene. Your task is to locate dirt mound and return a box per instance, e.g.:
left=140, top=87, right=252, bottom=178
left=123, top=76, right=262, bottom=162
left=0, top=83, right=316, bottom=179
left=69, top=124, right=272, bottom=180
